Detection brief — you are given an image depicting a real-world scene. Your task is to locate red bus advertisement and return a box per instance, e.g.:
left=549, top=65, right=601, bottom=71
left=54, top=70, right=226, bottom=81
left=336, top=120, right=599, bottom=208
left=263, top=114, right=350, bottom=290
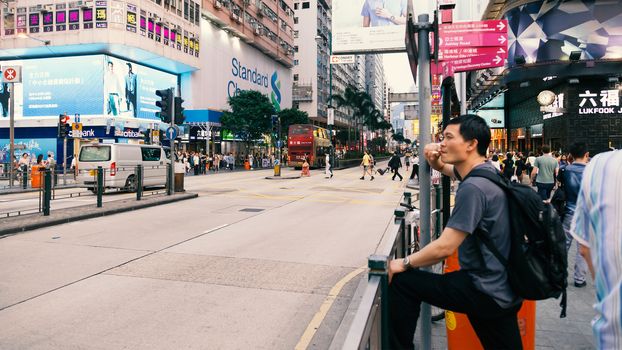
left=287, top=124, right=331, bottom=168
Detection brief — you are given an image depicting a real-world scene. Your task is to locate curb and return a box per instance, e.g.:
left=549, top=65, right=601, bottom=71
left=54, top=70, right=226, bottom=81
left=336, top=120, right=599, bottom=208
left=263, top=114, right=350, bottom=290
left=265, top=175, right=301, bottom=180
left=0, top=192, right=198, bottom=238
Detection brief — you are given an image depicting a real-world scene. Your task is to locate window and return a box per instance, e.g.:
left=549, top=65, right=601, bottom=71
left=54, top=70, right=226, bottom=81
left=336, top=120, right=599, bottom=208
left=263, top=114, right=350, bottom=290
left=294, top=3, right=298, bottom=9
left=79, top=146, right=111, bottom=162
left=141, top=147, right=162, bottom=161
left=302, top=1, right=309, bottom=8
left=294, top=45, right=298, bottom=52
left=294, top=74, right=299, bottom=81
left=294, top=16, right=298, bottom=24
left=294, top=59, right=299, bottom=65
left=293, top=30, right=298, bottom=38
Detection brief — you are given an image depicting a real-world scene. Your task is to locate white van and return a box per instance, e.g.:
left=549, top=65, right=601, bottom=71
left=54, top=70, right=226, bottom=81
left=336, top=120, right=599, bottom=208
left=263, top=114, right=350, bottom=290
left=77, top=143, right=172, bottom=192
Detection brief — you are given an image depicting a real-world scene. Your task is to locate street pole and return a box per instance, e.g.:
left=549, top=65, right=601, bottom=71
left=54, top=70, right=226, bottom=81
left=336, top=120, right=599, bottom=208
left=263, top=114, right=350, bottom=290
left=416, top=13, right=433, bottom=350
left=441, top=76, right=453, bottom=228
left=8, top=82, right=15, bottom=187
left=63, top=137, right=67, bottom=185
left=328, top=32, right=335, bottom=169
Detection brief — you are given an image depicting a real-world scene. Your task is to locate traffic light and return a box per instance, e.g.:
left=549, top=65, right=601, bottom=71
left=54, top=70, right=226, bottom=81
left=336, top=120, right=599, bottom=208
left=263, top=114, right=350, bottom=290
left=174, top=96, right=185, bottom=125
left=271, top=115, right=279, bottom=134
left=58, top=114, right=69, bottom=138
left=155, top=88, right=173, bottom=123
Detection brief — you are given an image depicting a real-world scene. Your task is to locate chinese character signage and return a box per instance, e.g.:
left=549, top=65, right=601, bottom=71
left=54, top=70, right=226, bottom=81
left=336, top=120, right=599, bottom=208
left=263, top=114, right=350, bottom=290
left=578, top=89, right=621, bottom=115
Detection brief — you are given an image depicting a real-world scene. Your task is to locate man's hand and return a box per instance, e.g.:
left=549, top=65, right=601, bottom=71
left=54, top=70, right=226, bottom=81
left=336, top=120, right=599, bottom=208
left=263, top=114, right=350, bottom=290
left=424, top=143, right=443, bottom=170
left=389, top=259, right=407, bottom=284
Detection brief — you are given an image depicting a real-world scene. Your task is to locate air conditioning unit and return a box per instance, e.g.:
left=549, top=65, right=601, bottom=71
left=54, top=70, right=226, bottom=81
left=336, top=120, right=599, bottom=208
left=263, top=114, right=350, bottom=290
left=254, top=27, right=262, bottom=35
left=6, top=7, right=16, bottom=15
left=80, top=1, right=93, bottom=9
left=214, top=0, right=223, bottom=9
left=42, top=4, right=54, bottom=12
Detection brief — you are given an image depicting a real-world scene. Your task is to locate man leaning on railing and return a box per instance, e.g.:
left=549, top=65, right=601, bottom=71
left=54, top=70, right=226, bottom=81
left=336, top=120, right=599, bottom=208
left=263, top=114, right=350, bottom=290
left=388, top=115, right=523, bottom=349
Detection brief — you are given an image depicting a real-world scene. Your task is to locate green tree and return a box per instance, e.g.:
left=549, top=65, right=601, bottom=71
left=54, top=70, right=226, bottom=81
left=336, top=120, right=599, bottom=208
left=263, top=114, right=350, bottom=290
left=369, top=137, right=387, bottom=153
left=392, top=133, right=405, bottom=144
left=220, top=90, right=275, bottom=152
left=404, top=138, right=412, bottom=145
left=331, top=86, right=374, bottom=151
left=277, top=108, right=309, bottom=140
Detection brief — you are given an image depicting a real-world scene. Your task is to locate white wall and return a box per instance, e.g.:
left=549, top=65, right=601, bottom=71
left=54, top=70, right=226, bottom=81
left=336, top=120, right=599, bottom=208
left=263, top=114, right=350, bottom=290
left=185, top=19, right=292, bottom=112
left=292, top=0, right=319, bottom=117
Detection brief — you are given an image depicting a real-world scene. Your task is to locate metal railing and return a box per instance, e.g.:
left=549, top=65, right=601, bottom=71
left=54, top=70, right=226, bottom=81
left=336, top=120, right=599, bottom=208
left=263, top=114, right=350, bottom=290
left=0, top=164, right=176, bottom=219
left=332, top=187, right=445, bottom=349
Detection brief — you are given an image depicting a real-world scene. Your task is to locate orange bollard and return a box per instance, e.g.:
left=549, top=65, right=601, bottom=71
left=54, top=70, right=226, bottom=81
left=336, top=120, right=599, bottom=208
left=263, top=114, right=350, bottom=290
left=444, top=251, right=536, bottom=350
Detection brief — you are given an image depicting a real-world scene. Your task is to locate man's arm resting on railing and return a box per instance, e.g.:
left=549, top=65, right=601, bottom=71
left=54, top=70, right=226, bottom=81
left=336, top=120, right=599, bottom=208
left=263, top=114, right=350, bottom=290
left=423, top=143, right=455, bottom=178
left=389, top=227, right=467, bottom=283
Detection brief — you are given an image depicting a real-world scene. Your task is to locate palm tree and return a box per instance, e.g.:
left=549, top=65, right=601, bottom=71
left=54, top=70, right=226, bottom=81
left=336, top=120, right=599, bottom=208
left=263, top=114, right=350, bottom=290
left=331, top=86, right=376, bottom=151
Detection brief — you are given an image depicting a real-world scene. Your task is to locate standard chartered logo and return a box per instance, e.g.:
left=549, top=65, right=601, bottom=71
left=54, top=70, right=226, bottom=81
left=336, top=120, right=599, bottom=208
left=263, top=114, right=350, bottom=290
left=270, top=71, right=281, bottom=112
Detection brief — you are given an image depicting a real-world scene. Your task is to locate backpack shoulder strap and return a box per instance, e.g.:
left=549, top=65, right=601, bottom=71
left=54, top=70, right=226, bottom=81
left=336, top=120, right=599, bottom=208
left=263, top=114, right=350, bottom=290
left=464, top=168, right=510, bottom=267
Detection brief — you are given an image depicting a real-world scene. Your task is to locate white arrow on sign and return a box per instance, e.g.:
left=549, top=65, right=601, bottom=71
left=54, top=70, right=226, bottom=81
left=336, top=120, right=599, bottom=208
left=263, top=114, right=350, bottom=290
left=496, top=21, right=506, bottom=31
left=493, top=56, right=502, bottom=64
left=498, top=35, right=506, bottom=44
left=497, top=47, right=506, bottom=55
left=168, top=129, right=175, bottom=139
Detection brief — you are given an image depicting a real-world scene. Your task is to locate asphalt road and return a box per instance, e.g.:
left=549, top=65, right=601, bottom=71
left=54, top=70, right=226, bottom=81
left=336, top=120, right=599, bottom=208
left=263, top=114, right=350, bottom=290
left=0, top=163, right=407, bottom=349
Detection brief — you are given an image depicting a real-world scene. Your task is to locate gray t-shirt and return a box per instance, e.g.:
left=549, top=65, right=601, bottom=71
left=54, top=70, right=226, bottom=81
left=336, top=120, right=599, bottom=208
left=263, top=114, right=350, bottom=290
left=534, top=154, right=558, bottom=184
left=447, top=162, right=518, bottom=308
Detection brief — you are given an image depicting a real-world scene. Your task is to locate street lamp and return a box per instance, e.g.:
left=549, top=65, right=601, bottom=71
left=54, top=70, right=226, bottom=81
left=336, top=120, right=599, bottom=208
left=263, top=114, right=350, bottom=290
left=17, top=33, right=51, bottom=45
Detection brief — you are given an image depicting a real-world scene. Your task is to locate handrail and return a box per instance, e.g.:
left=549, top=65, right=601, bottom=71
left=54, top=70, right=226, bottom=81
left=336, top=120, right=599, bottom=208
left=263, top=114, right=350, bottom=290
left=331, top=188, right=446, bottom=350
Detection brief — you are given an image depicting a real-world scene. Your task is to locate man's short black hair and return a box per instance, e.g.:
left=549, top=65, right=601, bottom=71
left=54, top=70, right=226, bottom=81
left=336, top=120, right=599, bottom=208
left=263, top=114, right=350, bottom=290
left=569, top=142, right=589, bottom=159
left=445, top=114, right=491, bottom=156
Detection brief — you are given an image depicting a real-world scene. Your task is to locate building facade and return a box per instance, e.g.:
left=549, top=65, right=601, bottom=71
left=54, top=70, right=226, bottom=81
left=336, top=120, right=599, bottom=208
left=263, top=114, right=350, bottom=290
left=0, top=0, right=294, bottom=162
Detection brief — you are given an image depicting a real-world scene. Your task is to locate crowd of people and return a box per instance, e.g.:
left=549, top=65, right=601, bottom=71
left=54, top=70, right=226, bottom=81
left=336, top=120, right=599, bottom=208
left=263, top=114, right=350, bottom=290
left=176, top=151, right=282, bottom=175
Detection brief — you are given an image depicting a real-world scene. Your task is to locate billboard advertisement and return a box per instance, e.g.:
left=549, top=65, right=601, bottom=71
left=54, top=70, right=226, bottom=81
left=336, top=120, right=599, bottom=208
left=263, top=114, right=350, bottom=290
left=332, top=0, right=411, bottom=54
left=0, top=138, right=57, bottom=162
left=0, top=55, right=177, bottom=121
left=507, top=1, right=622, bottom=65
left=103, top=56, right=177, bottom=120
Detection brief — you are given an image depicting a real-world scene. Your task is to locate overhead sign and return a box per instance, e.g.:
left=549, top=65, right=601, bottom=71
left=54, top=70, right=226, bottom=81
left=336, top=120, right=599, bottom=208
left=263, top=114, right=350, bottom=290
left=1, top=66, right=22, bottom=83
left=439, top=20, right=508, bottom=34
left=439, top=47, right=507, bottom=61
left=330, top=55, right=355, bottom=64
left=439, top=32, right=508, bottom=48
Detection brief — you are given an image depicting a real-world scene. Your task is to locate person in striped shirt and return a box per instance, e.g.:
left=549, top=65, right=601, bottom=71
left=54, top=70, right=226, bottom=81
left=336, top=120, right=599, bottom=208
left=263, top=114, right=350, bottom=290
left=571, top=149, right=622, bottom=350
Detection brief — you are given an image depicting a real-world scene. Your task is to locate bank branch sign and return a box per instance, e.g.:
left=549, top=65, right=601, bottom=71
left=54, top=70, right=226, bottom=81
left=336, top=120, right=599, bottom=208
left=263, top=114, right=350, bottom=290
left=578, top=89, right=621, bottom=115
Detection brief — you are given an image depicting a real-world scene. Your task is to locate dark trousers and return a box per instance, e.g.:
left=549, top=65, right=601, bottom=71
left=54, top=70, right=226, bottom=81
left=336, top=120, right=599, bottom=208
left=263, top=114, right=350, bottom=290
left=536, top=182, right=555, bottom=201
left=392, top=168, right=403, bottom=180
left=409, top=164, right=419, bottom=180
left=390, top=269, right=522, bottom=350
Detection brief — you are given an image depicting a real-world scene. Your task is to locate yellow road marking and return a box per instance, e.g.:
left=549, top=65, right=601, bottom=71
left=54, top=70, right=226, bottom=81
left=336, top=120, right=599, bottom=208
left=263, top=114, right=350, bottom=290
left=295, top=266, right=366, bottom=350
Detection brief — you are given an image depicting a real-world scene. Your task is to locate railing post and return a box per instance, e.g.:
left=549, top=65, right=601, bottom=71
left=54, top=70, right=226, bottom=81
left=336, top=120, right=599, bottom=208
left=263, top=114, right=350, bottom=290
left=136, top=165, right=143, bottom=200
left=167, top=163, right=173, bottom=196
left=394, top=208, right=407, bottom=258
left=22, top=165, right=28, bottom=189
left=368, top=254, right=390, bottom=350
left=43, top=169, right=51, bottom=216
left=96, top=166, right=103, bottom=208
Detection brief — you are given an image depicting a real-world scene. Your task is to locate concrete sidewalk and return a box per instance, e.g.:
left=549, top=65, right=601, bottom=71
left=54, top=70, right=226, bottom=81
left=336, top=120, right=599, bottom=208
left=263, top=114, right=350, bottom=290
left=0, top=192, right=198, bottom=238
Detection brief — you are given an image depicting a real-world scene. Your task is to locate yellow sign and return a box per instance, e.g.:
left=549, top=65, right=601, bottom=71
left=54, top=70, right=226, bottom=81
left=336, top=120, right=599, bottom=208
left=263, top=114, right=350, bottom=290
left=72, top=123, right=82, bottom=132
left=445, top=311, right=457, bottom=331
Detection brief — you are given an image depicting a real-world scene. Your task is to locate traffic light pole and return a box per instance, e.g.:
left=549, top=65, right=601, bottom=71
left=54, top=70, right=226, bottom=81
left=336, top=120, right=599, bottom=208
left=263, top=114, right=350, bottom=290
left=169, top=87, right=175, bottom=195
left=63, top=137, right=67, bottom=185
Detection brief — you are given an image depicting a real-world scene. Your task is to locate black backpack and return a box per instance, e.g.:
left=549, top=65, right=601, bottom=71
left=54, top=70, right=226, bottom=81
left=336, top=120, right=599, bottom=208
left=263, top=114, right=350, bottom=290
left=464, top=169, right=568, bottom=318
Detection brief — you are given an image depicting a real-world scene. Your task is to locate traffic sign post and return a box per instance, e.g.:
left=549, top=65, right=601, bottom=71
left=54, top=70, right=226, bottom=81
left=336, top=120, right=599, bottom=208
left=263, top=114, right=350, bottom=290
left=2, top=65, right=22, bottom=187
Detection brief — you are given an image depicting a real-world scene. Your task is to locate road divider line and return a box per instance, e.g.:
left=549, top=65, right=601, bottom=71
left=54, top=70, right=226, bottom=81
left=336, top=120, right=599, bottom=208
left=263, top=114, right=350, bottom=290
left=203, top=224, right=229, bottom=234
left=295, top=266, right=366, bottom=350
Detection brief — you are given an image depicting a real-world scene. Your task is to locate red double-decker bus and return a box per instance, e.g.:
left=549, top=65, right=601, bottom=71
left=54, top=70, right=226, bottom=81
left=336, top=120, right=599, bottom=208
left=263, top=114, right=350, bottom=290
left=287, top=124, right=331, bottom=168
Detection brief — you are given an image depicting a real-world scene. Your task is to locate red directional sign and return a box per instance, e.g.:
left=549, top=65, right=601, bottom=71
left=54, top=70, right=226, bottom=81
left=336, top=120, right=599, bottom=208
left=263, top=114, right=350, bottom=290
left=439, top=20, right=508, bottom=34
left=439, top=47, right=507, bottom=61
left=439, top=32, right=508, bottom=48
left=437, top=54, right=507, bottom=75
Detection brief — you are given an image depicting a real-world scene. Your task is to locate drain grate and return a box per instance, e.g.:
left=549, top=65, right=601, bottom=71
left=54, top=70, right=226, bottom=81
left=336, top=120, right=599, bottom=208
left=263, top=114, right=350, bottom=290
left=239, top=208, right=265, bottom=212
